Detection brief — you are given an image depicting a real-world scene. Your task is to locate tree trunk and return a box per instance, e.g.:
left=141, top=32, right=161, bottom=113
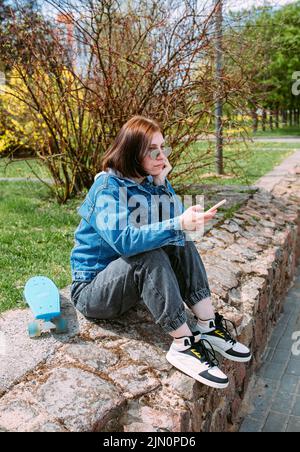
left=275, top=109, right=279, bottom=128
left=269, top=110, right=273, bottom=130
left=251, top=109, right=258, bottom=133
left=294, top=109, right=299, bottom=127
left=289, top=109, right=293, bottom=127
left=282, top=110, right=287, bottom=127
left=262, top=109, right=266, bottom=131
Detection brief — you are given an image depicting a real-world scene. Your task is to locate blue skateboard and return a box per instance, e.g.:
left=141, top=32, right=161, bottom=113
left=24, top=276, right=68, bottom=338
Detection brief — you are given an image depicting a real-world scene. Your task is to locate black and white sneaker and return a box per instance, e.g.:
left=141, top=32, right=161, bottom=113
left=166, top=332, right=229, bottom=389
left=193, top=313, right=252, bottom=363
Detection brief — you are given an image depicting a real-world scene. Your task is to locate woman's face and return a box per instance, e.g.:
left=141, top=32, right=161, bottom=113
left=141, top=131, right=166, bottom=176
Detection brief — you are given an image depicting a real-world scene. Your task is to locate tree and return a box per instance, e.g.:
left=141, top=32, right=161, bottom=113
left=0, top=0, right=10, bottom=24
left=238, top=2, right=300, bottom=131
left=1, top=0, right=222, bottom=201
left=0, top=0, right=270, bottom=201
left=0, top=0, right=42, bottom=147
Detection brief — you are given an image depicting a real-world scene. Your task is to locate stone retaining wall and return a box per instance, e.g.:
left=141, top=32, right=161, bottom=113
left=0, top=157, right=300, bottom=432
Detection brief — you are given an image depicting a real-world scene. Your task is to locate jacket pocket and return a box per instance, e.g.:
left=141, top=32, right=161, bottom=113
left=77, top=196, right=95, bottom=223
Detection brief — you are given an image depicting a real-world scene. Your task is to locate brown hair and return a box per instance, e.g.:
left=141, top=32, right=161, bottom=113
left=101, top=115, right=162, bottom=178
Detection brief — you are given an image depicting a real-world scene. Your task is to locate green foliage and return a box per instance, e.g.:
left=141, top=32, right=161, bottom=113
left=0, top=70, right=44, bottom=155
left=244, top=2, right=300, bottom=110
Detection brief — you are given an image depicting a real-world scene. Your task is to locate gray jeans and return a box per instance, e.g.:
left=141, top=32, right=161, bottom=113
left=70, top=240, right=211, bottom=334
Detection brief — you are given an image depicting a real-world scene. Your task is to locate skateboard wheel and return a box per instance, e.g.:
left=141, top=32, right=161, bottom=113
left=54, top=317, right=68, bottom=334
left=28, top=322, right=41, bottom=338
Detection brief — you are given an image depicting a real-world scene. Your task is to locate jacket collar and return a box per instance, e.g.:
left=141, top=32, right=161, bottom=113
left=94, top=168, right=154, bottom=187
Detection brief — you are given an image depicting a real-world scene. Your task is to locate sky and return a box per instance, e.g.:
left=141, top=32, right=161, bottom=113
left=226, top=0, right=298, bottom=11
left=39, top=0, right=299, bottom=10
left=38, top=0, right=299, bottom=22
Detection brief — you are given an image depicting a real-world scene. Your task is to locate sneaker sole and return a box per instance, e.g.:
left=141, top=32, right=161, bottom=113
left=166, top=353, right=229, bottom=389
left=212, top=345, right=252, bottom=363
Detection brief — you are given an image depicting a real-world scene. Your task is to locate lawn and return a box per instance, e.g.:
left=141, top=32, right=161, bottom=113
left=0, top=181, right=80, bottom=313
left=252, top=125, right=300, bottom=137
left=0, top=138, right=297, bottom=313
left=172, top=140, right=296, bottom=187
left=0, top=158, right=51, bottom=179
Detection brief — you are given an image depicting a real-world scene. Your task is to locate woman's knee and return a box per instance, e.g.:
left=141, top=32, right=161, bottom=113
left=76, top=297, right=127, bottom=320
left=76, top=282, right=139, bottom=320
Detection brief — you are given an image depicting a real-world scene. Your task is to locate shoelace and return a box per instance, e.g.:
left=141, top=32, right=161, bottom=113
left=191, top=338, right=220, bottom=368
left=215, top=313, right=237, bottom=346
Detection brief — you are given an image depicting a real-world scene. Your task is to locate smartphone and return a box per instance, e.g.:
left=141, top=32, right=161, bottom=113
left=206, top=199, right=227, bottom=213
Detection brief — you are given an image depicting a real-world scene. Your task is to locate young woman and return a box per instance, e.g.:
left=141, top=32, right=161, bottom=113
left=70, top=115, right=251, bottom=389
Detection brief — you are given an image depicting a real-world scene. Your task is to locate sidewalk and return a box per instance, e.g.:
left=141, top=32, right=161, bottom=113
left=239, top=257, right=300, bottom=432
left=254, top=150, right=300, bottom=192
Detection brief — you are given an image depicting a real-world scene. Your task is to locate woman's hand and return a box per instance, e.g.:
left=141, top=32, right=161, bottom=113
left=152, top=157, right=172, bottom=186
left=179, top=205, right=217, bottom=231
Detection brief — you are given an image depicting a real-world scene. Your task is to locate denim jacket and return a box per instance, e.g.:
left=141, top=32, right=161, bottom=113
left=70, top=168, right=186, bottom=282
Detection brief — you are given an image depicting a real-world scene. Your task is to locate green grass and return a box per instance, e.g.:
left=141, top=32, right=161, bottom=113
left=0, top=181, right=80, bottom=313
left=173, top=141, right=296, bottom=186
left=0, top=158, right=51, bottom=179
left=252, top=126, right=300, bottom=137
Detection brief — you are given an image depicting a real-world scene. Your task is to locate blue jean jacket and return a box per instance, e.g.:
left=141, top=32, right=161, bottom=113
left=70, top=169, right=186, bottom=282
